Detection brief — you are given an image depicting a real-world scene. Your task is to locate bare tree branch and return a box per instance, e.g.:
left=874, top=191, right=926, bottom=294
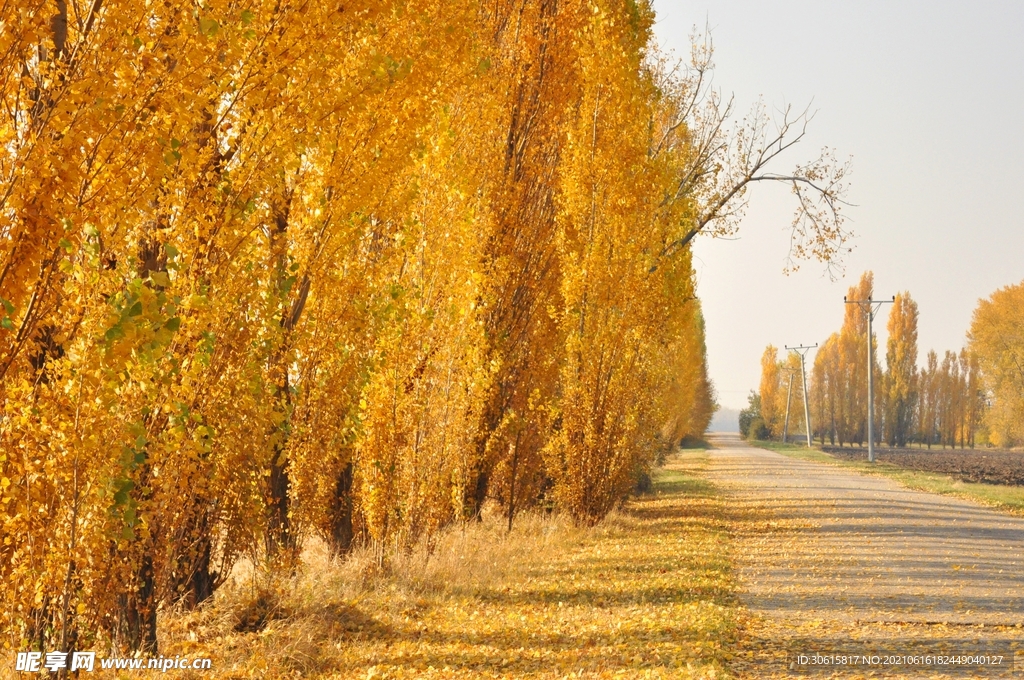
left=647, top=28, right=853, bottom=275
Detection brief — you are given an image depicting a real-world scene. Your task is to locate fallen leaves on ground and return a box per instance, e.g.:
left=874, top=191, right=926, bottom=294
left=158, top=451, right=737, bottom=679
left=716, top=442, right=1024, bottom=679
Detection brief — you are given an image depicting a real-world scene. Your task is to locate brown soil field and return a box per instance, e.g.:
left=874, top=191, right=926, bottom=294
left=823, top=445, right=1024, bottom=486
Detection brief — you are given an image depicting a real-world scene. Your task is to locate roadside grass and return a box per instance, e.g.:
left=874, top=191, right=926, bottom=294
left=749, top=441, right=834, bottom=465
left=156, top=449, right=738, bottom=679
left=752, top=440, right=1024, bottom=515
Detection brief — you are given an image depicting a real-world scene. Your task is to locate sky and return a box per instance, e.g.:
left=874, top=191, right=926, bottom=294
left=651, top=0, right=1024, bottom=414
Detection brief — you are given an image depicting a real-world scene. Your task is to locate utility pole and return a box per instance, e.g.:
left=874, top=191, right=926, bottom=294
left=843, top=295, right=894, bottom=463
left=785, top=344, right=818, bottom=448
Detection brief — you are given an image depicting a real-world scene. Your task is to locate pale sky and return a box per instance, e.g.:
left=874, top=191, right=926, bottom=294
left=652, top=0, right=1024, bottom=412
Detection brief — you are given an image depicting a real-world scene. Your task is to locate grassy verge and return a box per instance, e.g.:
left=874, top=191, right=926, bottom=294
left=156, top=450, right=738, bottom=679
left=752, top=440, right=1024, bottom=515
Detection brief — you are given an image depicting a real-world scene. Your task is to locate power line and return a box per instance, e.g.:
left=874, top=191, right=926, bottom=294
left=844, top=295, right=895, bottom=463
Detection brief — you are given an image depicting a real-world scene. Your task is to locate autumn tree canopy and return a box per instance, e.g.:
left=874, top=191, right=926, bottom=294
left=758, top=345, right=783, bottom=438
left=969, top=280, right=1024, bottom=447
left=0, top=0, right=851, bottom=656
left=798, top=273, right=986, bottom=450
left=884, top=292, right=919, bottom=447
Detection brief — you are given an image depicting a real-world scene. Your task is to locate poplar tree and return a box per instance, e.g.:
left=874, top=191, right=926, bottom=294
left=759, top=345, right=783, bottom=438
left=811, top=333, right=842, bottom=445
left=782, top=350, right=805, bottom=437
left=837, top=272, right=876, bottom=445
left=918, top=350, right=940, bottom=447
left=0, top=0, right=850, bottom=653
left=968, top=280, right=1024, bottom=447
left=884, top=292, right=919, bottom=447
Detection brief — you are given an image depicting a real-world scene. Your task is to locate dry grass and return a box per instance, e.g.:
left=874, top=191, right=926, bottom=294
left=143, top=451, right=736, bottom=679
left=155, top=511, right=582, bottom=678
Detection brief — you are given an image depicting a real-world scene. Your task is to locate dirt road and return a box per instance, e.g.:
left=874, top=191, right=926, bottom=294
left=706, top=433, right=1024, bottom=677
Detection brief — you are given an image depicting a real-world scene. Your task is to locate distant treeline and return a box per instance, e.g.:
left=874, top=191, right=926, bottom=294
left=744, top=272, right=1024, bottom=449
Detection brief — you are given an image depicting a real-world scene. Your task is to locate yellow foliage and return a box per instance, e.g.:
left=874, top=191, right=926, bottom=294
left=811, top=278, right=984, bottom=449
left=884, top=292, right=918, bottom=446
left=0, top=0, right=842, bottom=657
left=758, top=346, right=782, bottom=438
left=969, top=280, right=1024, bottom=447
left=157, top=452, right=736, bottom=679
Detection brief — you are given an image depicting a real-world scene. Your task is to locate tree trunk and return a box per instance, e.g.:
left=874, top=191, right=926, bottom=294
left=329, top=462, right=355, bottom=555
left=119, top=553, right=158, bottom=654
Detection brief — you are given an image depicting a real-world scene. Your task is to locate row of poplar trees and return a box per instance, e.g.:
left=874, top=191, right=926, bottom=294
left=807, top=272, right=984, bottom=448
left=757, top=271, right=1024, bottom=450
left=0, top=0, right=741, bottom=657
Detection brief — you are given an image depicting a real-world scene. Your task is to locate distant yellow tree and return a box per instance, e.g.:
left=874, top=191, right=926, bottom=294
left=961, top=349, right=985, bottom=448
left=759, top=345, right=783, bottom=437
left=917, top=350, right=940, bottom=447
left=937, top=351, right=963, bottom=448
left=838, top=272, right=876, bottom=445
left=811, top=333, right=842, bottom=445
left=662, top=305, right=719, bottom=446
left=780, top=350, right=805, bottom=439
left=968, top=280, right=1024, bottom=447
left=884, top=292, right=918, bottom=447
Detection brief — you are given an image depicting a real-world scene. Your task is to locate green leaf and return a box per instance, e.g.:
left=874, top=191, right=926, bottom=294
left=1, top=318, right=13, bottom=331
left=149, top=271, right=171, bottom=288
left=0, top=298, right=13, bottom=315
left=127, top=301, right=143, bottom=317
left=241, top=9, right=254, bottom=24
left=58, top=238, right=73, bottom=252
left=164, top=317, right=181, bottom=332
left=199, top=18, right=219, bottom=36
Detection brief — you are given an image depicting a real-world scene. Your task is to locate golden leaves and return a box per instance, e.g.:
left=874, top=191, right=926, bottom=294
left=0, top=0, right=724, bottom=658
left=968, top=279, right=1024, bottom=447
left=161, top=452, right=737, bottom=679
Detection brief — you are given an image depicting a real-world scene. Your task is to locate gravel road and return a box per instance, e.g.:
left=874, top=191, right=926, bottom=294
left=706, top=433, right=1024, bottom=677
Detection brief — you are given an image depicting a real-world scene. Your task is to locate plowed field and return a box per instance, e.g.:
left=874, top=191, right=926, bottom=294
left=823, top=445, right=1024, bottom=486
